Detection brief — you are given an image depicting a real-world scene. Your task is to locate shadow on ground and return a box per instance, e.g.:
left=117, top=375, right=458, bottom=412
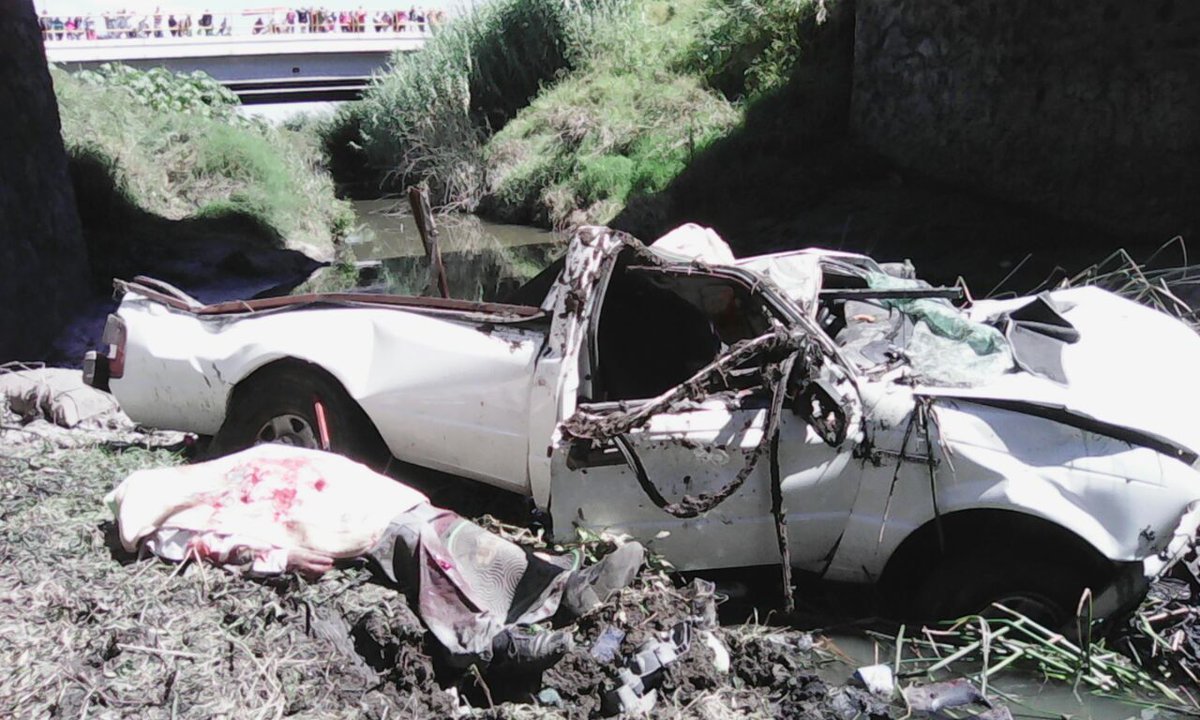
left=52, top=153, right=324, bottom=364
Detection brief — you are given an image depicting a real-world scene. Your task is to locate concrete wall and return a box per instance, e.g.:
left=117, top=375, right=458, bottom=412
left=0, top=0, right=89, bottom=361
left=851, top=0, right=1199, bottom=242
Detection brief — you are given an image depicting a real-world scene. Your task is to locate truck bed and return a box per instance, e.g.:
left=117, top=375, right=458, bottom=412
left=117, top=277, right=545, bottom=323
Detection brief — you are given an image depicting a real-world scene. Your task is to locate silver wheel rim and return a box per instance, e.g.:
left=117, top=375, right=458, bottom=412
left=255, top=414, right=318, bottom=448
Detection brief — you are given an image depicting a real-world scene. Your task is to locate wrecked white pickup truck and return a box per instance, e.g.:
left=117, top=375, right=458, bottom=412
left=86, top=225, right=1200, bottom=625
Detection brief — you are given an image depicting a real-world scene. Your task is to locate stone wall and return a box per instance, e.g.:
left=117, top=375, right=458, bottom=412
left=0, top=0, right=89, bottom=361
left=851, top=0, right=1199, bottom=243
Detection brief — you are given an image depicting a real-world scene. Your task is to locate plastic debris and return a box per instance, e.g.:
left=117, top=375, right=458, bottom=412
left=902, top=678, right=988, bottom=714
left=852, top=663, right=894, bottom=697
left=700, top=630, right=730, bottom=673
left=590, top=626, right=626, bottom=663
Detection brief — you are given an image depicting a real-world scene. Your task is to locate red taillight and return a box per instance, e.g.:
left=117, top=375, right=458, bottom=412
left=102, top=314, right=127, bottom=379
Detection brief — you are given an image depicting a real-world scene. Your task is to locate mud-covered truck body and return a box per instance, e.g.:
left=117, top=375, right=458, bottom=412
left=87, top=225, right=1200, bottom=623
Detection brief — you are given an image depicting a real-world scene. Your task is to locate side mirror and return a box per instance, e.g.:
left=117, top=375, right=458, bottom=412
left=793, top=377, right=848, bottom=446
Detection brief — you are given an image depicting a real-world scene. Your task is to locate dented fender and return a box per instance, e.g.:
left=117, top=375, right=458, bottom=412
left=826, top=389, right=1200, bottom=583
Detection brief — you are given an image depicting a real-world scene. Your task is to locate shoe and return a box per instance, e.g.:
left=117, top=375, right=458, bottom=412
left=492, top=628, right=575, bottom=672
left=561, top=542, right=645, bottom=617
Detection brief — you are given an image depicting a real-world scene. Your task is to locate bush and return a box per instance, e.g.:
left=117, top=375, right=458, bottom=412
left=329, top=0, right=631, bottom=207
left=326, top=0, right=843, bottom=231
left=578, top=155, right=635, bottom=205
left=681, top=0, right=826, bottom=100
left=481, top=2, right=738, bottom=227
left=54, top=66, right=351, bottom=259
left=75, top=63, right=239, bottom=118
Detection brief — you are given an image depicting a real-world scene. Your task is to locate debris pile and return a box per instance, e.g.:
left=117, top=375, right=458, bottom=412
left=0, top=393, right=895, bottom=719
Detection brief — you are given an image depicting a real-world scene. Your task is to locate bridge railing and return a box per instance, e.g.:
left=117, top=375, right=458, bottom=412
left=40, top=11, right=441, bottom=42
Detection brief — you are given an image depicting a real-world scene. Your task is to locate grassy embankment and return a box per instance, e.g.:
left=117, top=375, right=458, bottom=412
left=54, top=65, right=353, bottom=289
left=325, top=0, right=844, bottom=232
left=326, top=0, right=754, bottom=226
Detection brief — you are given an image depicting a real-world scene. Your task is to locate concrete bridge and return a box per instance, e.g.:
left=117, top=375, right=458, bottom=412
left=45, top=33, right=428, bottom=103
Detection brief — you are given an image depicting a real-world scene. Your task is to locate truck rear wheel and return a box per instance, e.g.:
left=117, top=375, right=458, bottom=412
left=212, top=364, right=390, bottom=469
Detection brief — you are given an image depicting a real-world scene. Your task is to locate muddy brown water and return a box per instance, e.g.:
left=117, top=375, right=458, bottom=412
left=821, top=633, right=1175, bottom=720
left=346, top=200, right=1185, bottom=719
left=346, top=199, right=564, bottom=301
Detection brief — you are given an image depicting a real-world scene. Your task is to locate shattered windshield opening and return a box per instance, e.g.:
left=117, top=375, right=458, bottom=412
left=820, top=264, right=1014, bottom=387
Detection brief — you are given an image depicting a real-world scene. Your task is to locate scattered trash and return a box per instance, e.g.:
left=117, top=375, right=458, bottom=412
left=601, top=622, right=691, bottom=716
left=874, top=601, right=1200, bottom=716
left=1118, top=551, right=1200, bottom=698
left=535, top=687, right=563, bottom=707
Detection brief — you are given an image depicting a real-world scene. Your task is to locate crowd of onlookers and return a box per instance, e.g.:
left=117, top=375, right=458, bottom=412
left=38, top=7, right=445, bottom=41
left=253, top=8, right=447, bottom=34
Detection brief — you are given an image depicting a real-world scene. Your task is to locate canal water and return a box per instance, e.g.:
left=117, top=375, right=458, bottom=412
left=345, top=199, right=564, bottom=301
left=343, top=200, right=1185, bottom=719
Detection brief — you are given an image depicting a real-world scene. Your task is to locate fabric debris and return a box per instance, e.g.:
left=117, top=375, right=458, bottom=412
left=818, top=265, right=1019, bottom=386
left=107, top=444, right=430, bottom=573
left=108, top=444, right=645, bottom=671
left=364, top=505, right=571, bottom=662
left=649, top=223, right=736, bottom=265
left=0, top=366, right=120, bottom=428
left=866, top=273, right=1007, bottom=356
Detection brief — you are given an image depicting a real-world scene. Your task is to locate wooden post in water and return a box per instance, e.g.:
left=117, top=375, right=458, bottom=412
left=407, top=184, right=450, bottom=299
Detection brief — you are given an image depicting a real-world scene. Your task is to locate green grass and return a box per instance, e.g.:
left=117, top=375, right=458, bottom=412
left=484, top=62, right=737, bottom=226
left=327, top=0, right=630, bottom=205
left=54, top=66, right=352, bottom=261
left=680, top=0, right=830, bottom=100
left=479, top=0, right=741, bottom=226
left=327, top=0, right=840, bottom=229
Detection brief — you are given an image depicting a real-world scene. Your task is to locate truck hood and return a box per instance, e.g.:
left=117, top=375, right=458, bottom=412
left=917, top=286, right=1200, bottom=465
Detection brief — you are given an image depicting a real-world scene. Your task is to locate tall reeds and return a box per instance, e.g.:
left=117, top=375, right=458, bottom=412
left=336, top=0, right=631, bottom=208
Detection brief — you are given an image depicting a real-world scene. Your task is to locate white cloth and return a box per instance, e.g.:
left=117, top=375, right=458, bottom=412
left=649, top=224, right=737, bottom=265
left=106, top=445, right=428, bottom=573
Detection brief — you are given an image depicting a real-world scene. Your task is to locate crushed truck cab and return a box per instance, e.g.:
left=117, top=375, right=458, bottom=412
left=87, top=225, right=1200, bottom=624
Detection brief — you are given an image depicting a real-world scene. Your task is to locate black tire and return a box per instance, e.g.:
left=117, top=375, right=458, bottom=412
left=909, top=553, right=1095, bottom=629
left=212, top=364, right=390, bottom=469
